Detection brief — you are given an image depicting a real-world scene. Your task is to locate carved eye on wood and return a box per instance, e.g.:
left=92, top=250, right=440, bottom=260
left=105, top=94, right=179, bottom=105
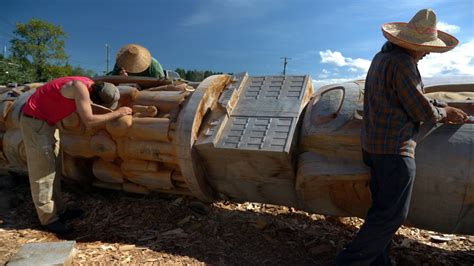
left=310, top=86, right=344, bottom=125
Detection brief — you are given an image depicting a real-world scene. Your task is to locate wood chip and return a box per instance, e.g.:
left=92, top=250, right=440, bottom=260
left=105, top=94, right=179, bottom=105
left=119, top=244, right=136, bottom=251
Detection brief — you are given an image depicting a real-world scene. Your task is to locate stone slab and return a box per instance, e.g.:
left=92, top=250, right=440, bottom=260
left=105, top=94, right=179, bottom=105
left=7, top=241, right=76, bottom=266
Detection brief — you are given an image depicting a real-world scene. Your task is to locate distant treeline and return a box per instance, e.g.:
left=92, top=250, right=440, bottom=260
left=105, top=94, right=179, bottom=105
left=174, top=68, right=228, bottom=82
left=0, top=18, right=226, bottom=85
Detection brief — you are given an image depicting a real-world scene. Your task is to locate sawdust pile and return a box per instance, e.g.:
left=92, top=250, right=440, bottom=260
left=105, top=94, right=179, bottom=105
left=0, top=179, right=473, bottom=265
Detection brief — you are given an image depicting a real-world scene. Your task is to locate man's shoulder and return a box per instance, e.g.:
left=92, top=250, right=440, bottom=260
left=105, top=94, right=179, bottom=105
left=377, top=48, right=412, bottom=63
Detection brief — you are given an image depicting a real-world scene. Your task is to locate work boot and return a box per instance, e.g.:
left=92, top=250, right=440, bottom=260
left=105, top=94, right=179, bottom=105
left=43, top=220, right=73, bottom=234
left=59, top=208, right=84, bottom=222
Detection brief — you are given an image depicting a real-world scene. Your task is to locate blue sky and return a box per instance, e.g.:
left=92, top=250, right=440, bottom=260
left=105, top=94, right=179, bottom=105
left=2, top=0, right=473, bottom=86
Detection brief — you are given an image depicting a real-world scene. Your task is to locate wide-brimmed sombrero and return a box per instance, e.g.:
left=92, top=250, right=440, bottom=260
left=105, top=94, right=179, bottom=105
left=116, top=44, right=152, bottom=73
left=382, top=9, right=458, bottom=53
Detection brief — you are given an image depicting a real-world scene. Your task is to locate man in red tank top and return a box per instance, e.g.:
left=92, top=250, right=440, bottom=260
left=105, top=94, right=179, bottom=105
left=20, top=76, right=132, bottom=234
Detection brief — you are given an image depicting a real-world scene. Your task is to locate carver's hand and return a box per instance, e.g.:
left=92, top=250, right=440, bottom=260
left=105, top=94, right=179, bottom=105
left=116, top=106, right=132, bottom=116
left=444, top=106, right=468, bottom=124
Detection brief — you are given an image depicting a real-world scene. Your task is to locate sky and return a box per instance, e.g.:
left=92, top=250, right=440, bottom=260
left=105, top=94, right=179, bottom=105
left=1, top=0, right=473, bottom=87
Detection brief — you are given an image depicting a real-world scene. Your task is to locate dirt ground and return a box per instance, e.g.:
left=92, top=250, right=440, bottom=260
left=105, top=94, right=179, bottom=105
left=0, top=176, right=473, bottom=265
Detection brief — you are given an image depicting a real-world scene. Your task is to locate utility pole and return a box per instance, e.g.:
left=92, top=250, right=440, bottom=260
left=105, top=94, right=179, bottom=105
left=105, top=44, right=110, bottom=73
left=280, top=56, right=291, bottom=75
left=3, top=45, right=6, bottom=58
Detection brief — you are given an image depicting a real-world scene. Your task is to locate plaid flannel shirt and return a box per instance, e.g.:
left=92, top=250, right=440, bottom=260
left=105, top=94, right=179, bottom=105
left=361, top=42, right=446, bottom=158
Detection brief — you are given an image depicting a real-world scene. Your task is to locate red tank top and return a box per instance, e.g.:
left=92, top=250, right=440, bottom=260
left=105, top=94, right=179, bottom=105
left=22, top=76, right=93, bottom=125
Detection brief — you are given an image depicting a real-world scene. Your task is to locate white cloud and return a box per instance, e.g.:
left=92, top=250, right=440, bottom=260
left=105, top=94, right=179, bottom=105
left=320, top=50, right=346, bottom=66
left=319, top=50, right=371, bottom=72
left=437, top=21, right=460, bottom=34
left=318, top=68, right=330, bottom=78
left=313, top=75, right=366, bottom=90
left=315, top=40, right=474, bottom=88
left=419, top=39, right=474, bottom=77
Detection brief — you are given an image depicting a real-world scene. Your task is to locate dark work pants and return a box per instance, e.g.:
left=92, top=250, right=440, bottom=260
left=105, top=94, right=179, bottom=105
left=335, top=150, right=416, bottom=266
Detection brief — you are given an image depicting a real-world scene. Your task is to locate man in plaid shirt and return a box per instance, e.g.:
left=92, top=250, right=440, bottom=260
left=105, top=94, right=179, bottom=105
left=336, top=9, right=468, bottom=265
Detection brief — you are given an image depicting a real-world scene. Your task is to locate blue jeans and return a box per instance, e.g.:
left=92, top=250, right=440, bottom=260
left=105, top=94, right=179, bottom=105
left=336, top=150, right=416, bottom=266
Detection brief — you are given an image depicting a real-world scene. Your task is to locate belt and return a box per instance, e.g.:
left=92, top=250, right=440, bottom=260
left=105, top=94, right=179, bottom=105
left=22, top=113, right=42, bottom=120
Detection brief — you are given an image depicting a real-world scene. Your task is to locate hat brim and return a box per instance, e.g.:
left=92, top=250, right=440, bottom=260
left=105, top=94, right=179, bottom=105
left=382, top=22, right=459, bottom=53
left=105, top=101, right=118, bottom=110
left=116, top=44, right=152, bottom=73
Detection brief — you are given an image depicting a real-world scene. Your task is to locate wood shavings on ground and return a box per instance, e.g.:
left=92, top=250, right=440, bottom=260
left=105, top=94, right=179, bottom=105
left=0, top=182, right=472, bottom=265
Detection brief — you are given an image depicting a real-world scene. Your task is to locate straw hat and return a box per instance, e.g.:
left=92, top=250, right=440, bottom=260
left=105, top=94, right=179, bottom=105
left=116, top=44, right=152, bottom=73
left=382, top=9, right=458, bottom=53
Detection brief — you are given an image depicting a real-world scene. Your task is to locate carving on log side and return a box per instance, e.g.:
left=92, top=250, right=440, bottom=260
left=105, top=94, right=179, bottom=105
left=0, top=76, right=473, bottom=234
left=298, top=80, right=474, bottom=234
left=56, top=86, right=194, bottom=194
left=175, top=74, right=233, bottom=202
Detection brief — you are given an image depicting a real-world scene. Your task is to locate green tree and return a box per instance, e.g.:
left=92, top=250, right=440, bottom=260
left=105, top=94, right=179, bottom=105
left=174, top=68, right=186, bottom=79
left=10, top=18, right=68, bottom=81
left=70, top=65, right=96, bottom=77
left=0, top=56, right=35, bottom=84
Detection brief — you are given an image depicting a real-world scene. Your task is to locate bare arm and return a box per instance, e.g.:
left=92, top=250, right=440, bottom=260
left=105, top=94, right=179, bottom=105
left=70, top=80, right=132, bottom=127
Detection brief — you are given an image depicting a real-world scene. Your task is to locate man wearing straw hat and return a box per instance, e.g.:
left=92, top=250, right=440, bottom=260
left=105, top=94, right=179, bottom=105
left=108, top=44, right=165, bottom=79
left=336, top=9, right=468, bottom=265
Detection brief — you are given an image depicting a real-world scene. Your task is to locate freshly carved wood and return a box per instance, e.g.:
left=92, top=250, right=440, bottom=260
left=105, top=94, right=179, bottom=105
left=0, top=75, right=472, bottom=234
left=3, top=129, right=27, bottom=168
left=175, top=74, right=233, bottom=202
left=117, top=86, right=140, bottom=107
left=129, top=117, right=170, bottom=142
left=132, top=105, right=158, bottom=117
left=121, top=159, right=160, bottom=172
left=90, top=131, right=117, bottom=161
left=116, top=138, right=176, bottom=161
left=61, top=134, right=94, bottom=158
left=92, top=159, right=124, bottom=183
left=123, top=169, right=173, bottom=189
left=0, top=101, right=13, bottom=122
left=106, top=115, right=133, bottom=138
left=134, top=91, right=190, bottom=114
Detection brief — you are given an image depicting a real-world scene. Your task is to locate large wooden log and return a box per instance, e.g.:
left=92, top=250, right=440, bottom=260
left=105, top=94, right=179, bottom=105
left=61, top=134, right=94, bottom=158
left=90, top=130, right=117, bottom=161
left=123, top=169, right=174, bottom=189
left=116, top=138, right=176, bottom=162
left=2, top=129, right=26, bottom=168
left=61, top=153, right=92, bottom=183
left=106, top=115, right=132, bottom=138
left=132, top=105, right=158, bottom=117
left=121, top=159, right=159, bottom=172
left=175, top=74, right=233, bottom=202
left=92, top=159, right=124, bottom=183
left=0, top=75, right=473, bottom=235
left=117, top=86, right=140, bottom=107
left=0, top=101, right=13, bottom=122
left=59, top=112, right=82, bottom=132
left=129, top=117, right=170, bottom=142
left=134, top=91, right=190, bottom=114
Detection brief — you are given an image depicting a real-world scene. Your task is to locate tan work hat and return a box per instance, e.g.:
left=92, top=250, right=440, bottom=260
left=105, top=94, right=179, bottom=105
left=91, top=82, right=120, bottom=110
left=382, top=8, right=458, bottom=53
left=116, top=44, right=152, bottom=73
